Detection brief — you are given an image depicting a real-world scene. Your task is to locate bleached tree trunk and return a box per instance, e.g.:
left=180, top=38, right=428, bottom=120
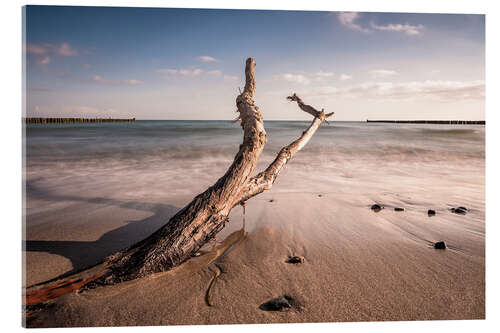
left=27, top=58, right=334, bottom=290
left=99, top=58, right=333, bottom=283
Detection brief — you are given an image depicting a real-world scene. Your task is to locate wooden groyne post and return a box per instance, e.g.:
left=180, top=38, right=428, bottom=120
left=366, top=120, right=485, bottom=125
left=23, top=117, right=136, bottom=124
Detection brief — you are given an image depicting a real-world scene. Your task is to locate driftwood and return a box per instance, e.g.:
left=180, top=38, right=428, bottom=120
left=25, top=58, right=333, bottom=304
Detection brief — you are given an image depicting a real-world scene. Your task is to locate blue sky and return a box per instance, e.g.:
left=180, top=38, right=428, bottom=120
left=24, top=6, right=485, bottom=120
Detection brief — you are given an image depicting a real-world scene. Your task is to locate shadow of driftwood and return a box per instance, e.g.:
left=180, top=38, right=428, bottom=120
left=24, top=180, right=180, bottom=278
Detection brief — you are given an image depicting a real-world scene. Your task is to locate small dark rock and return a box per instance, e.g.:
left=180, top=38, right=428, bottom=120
left=285, top=256, right=305, bottom=264
left=451, top=207, right=467, bottom=215
left=371, top=204, right=384, bottom=212
left=428, top=209, right=436, bottom=216
left=318, top=194, right=323, bottom=198
left=269, top=199, right=274, bottom=203
left=394, top=207, right=404, bottom=212
left=434, top=241, right=447, bottom=249
left=259, top=296, right=292, bottom=311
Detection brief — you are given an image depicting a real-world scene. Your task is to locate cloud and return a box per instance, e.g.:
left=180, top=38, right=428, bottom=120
left=91, top=75, right=143, bottom=85
left=198, top=55, right=217, bottom=62
left=35, top=56, right=51, bottom=66
left=124, top=79, right=144, bottom=85
left=26, top=42, right=79, bottom=56
left=337, top=13, right=424, bottom=36
left=340, top=74, right=353, bottom=81
left=56, top=42, right=78, bottom=56
left=26, top=44, right=49, bottom=55
left=370, top=69, right=398, bottom=79
left=371, top=22, right=424, bottom=35
left=309, top=80, right=484, bottom=101
left=157, top=68, right=225, bottom=77
left=315, top=71, right=335, bottom=78
left=337, top=12, right=370, bottom=33
left=92, top=75, right=112, bottom=84
left=179, top=69, right=203, bottom=76
left=158, top=68, right=204, bottom=76
left=340, top=74, right=352, bottom=81
left=157, top=69, right=179, bottom=75
left=282, top=73, right=311, bottom=85
left=281, top=71, right=335, bottom=85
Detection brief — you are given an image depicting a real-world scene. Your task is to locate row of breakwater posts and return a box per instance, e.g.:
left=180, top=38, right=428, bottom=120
left=23, top=117, right=136, bottom=124
left=367, top=120, right=485, bottom=125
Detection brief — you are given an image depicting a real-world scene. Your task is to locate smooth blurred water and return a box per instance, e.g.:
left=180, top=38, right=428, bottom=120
left=24, top=120, right=485, bottom=211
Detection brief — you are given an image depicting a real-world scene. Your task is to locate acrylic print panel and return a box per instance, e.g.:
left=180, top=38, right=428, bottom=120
left=22, top=5, right=485, bottom=327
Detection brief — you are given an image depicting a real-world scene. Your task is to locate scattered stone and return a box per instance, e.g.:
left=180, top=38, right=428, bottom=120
left=285, top=256, right=305, bottom=264
left=318, top=194, right=323, bottom=198
left=451, top=207, right=467, bottom=215
left=428, top=209, right=436, bottom=216
left=394, top=207, right=404, bottom=212
left=371, top=204, right=383, bottom=212
left=434, top=241, right=447, bottom=249
left=269, top=199, right=274, bottom=203
left=259, top=296, right=293, bottom=311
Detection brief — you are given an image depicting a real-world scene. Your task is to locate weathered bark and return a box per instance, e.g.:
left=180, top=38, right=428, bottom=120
left=97, top=57, right=333, bottom=283
left=26, top=58, right=333, bottom=292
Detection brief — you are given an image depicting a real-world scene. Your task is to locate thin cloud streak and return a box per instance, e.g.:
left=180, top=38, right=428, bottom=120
left=340, top=74, right=352, bottom=81
left=26, top=42, right=79, bottom=56
left=281, top=71, right=335, bottom=85
left=370, top=69, right=398, bottom=79
left=282, top=73, right=311, bottom=85
left=91, top=75, right=143, bottom=85
left=157, top=68, right=223, bottom=77
left=371, top=22, right=424, bottom=35
left=35, top=56, right=51, bottom=65
left=309, top=80, right=484, bottom=101
left=198, top=55, right=217, bottom=62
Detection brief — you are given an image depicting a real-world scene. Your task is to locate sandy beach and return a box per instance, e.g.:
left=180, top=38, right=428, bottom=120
left=19, top=4, right=488, bottom=328
left=23, top=121, right=485, bottom=326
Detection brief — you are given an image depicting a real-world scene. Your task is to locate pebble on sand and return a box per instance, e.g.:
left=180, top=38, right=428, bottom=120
left=394, top=207, right=404, bottom=212
left=285, top=256, right=305, bottom=264
left=371, top=204, right=383, bottom=212
left=434, top=241, right=447, bottom=249
left=451, top=206, right=467, bottom=215
left=259, top=296, right=294, bottom=311
left=269, top=199, right=274, bottom=203
left=428, top=209, right=436, bottom=216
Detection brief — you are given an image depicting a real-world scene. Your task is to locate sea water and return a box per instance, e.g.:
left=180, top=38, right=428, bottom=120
left=23, top=120, right=485, bottom=223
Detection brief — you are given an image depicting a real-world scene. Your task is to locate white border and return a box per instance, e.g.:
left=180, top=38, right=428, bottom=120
left=2, top=1, right=498, bottom=332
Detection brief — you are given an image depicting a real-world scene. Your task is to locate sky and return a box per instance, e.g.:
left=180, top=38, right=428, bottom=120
left=23, top=6, right=485, bottom=120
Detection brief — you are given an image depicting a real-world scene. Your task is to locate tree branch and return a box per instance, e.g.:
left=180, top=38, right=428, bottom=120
left=239, top=94, right=334, bottom=202
left=24, top=60, right=334, bottom=302
left=102, top=58, right=268, bottom=282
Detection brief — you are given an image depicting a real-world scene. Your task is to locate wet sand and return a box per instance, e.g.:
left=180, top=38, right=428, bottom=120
left=24, top=187, right=485, bottom=327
